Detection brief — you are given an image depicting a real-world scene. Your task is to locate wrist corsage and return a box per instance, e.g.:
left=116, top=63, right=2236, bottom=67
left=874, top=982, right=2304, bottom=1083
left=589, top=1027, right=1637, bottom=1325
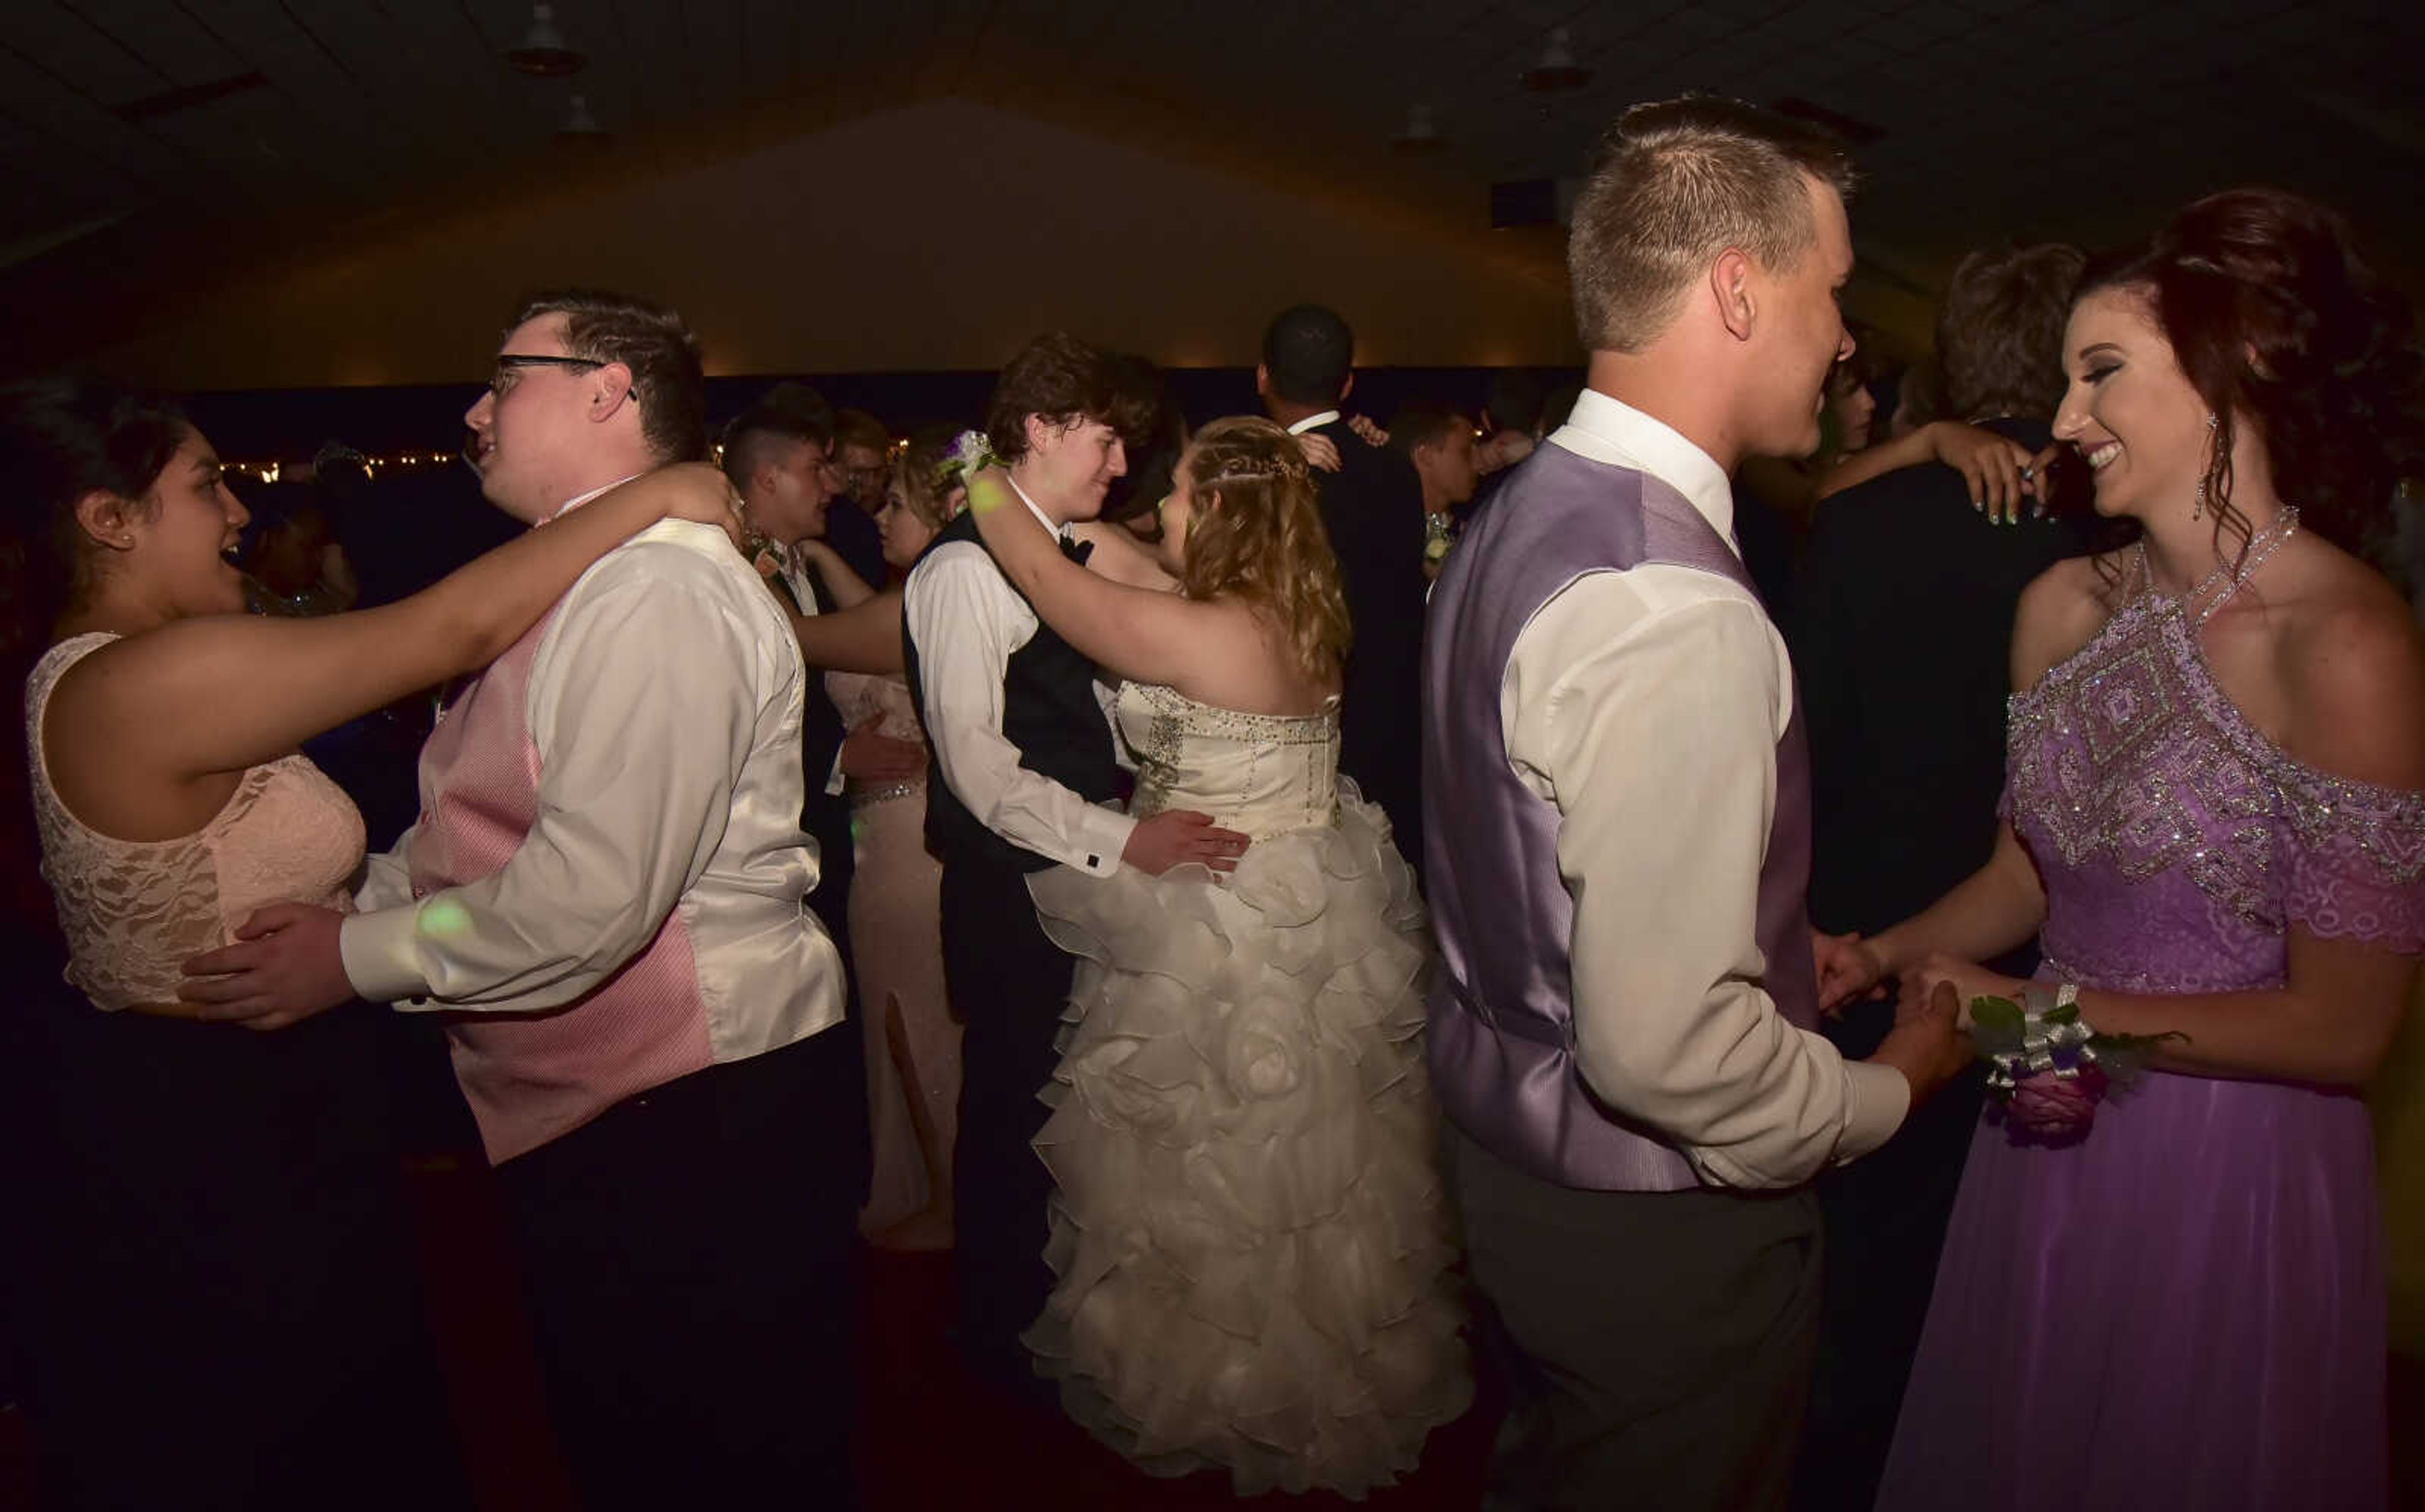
left=1423, top=510, right=1456, bottom=568
left=940, top=429, right=1001, bottom=482
left=1969, top=983, right=2180, bottom=1147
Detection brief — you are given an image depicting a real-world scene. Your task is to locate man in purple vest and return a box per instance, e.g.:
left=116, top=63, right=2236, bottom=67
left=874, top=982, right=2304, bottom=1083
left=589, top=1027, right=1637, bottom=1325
left=1423, top=98, right=1970, bottom=1510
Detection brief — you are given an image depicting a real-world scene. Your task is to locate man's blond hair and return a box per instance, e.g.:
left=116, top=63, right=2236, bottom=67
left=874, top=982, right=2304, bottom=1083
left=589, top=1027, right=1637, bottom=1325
left=1569, top=97, right=1857, bottom=355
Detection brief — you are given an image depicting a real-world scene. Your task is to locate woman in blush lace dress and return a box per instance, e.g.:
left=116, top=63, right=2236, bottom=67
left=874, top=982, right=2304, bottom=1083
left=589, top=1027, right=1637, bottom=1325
left=1, top=376, right=738, bottom=1511
left=820, top=434, right=969, bottom=1247
left=966, top=417, right=1469, bottom=1497
left=1821, top=191, right=2425, bottom=1511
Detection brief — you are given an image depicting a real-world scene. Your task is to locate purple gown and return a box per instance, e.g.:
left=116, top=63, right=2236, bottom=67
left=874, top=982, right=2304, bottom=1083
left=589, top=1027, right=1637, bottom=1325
left=1876, top=593, right=2425, bottom=1512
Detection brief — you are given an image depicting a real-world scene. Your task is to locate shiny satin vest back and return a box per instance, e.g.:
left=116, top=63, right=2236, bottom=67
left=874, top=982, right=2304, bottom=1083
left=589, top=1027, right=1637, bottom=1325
left=1422, top=444, right=1819, bottom=1191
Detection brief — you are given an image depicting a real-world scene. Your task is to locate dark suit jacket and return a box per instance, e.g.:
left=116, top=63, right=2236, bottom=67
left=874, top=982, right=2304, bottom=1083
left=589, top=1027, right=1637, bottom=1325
left=1304, top=417, right=1429, bottom=881
left=820, top=503, right=887, bottom=596
left=1784, top=420, right=2088, bottom=1512
left=769, top=569, right=856, bottom=989
left=1785, top=419, right=2090, bottom=938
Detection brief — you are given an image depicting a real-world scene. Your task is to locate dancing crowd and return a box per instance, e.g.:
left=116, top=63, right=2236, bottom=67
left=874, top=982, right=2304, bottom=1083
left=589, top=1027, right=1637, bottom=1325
left=3, top=92, right=2422, bottom=1512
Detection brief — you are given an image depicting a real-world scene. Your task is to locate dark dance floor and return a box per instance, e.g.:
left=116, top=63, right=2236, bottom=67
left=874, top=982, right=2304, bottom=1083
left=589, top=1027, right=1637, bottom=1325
left=1, top=1150, right=1499, bottom=1510
left=3, top=1151, right=2417, bottom=1509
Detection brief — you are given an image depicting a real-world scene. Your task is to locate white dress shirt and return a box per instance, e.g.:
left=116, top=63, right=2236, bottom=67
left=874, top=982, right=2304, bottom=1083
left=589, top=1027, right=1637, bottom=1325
left=342, top=501, right=844, bottom=1059
left=1505, top=389, right=1907, bottom=1189
left=902, top=475, right=1135, bottom=876
left=1283, top=410, right=1343, bottom=436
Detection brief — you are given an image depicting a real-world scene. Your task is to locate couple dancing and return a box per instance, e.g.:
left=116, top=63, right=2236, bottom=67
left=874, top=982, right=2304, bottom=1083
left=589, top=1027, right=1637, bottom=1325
left=902, top=333, right=1468, bottom=1496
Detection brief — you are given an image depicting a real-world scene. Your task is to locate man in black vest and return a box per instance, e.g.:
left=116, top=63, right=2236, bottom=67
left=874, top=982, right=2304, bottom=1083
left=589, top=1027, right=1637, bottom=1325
left=901, top=333, right=1249, bottom=1398
left=1257, top=305, right=1430, bottom=883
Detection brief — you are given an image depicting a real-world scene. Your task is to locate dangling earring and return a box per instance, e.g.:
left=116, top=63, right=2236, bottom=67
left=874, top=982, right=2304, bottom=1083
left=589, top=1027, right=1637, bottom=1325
left=2191, top=412, right=2217, bottom=523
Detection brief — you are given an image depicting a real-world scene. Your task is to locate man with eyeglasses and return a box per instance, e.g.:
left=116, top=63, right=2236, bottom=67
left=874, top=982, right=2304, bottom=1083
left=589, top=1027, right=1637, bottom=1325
left=188, top=289, right=864, bottom=1508
left=833, top=407, right=894, bottom=520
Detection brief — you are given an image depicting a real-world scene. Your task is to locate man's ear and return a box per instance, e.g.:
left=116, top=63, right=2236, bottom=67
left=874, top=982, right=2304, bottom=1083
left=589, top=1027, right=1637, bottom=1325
left=1712, top=249, right=1757, bottom=342
left=589, top=361, right=639, bottom=425
left=1339, top=371, right=1355, bottom=405
left=1254, top=364, right=1271, bottom=403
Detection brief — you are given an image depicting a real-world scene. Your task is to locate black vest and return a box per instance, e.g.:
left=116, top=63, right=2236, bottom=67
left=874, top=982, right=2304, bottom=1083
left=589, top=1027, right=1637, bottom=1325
left=901, top=511, right=1122, bottom=874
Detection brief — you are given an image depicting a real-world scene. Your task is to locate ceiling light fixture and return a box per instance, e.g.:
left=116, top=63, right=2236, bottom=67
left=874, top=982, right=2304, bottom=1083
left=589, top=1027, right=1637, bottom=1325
left=508, top=4, right=586, bottom=77
left=554, top=93, right=611, bottom=146
left=1521, top=27, right=1591, bottom=93
left=1393, top=104, right=1444, bottom=152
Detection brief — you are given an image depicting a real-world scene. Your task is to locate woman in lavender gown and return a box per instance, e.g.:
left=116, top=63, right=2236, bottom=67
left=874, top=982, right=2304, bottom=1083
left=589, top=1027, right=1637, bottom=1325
left=1823, top=189, right=2425, bottom=1511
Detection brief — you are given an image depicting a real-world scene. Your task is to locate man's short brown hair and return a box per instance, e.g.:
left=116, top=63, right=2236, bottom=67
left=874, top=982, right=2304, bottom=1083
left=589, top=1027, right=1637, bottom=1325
left=832, top=407, right=890, bottom=456
left=1936, top=244, right=2087, bottom=421
left=511, top=289, right=707, bottom=464
left=1567, top=97, right=1857, bottom=355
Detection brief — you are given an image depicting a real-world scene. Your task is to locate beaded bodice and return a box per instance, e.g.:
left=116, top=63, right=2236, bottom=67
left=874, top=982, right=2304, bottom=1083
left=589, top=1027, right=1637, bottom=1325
left=26, top=633, right=364, bottom=1010
left=1118, top=681, right=1340, bottom=841
left=2004, top=595, right=2425, bottom=993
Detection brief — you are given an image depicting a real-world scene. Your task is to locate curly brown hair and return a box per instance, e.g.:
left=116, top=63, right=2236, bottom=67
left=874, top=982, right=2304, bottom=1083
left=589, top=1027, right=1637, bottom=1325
left=2078, top=188, right=2424, bottom=562
left=1175, top=417, right=1351, bottom=686
left=981, top=332, right=1154, bottom=466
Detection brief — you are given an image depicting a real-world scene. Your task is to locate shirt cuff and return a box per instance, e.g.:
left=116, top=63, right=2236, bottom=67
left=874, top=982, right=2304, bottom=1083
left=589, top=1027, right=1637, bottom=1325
left=338, top=905, right=433, bottom=1006
left=1073, top=803, right=1138, bottom=877
left=1832, top=1057, right=1913, bottom=1165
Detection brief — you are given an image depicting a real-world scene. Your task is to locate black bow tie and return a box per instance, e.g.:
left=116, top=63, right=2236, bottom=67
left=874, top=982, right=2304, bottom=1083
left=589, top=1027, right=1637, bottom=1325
left=1060, top=534, right=1093, bottom=566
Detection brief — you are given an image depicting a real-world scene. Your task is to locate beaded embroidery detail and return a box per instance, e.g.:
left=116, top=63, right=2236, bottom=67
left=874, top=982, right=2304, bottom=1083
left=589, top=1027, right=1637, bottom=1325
left=2007, top=593, right=2425, bottom=944
left=1123, top=681, right=1341, bottom=837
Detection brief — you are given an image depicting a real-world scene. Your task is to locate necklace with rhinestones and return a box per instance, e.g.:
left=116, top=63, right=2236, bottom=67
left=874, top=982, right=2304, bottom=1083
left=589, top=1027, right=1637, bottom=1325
left=2135, top=505, right=2300, bottom=628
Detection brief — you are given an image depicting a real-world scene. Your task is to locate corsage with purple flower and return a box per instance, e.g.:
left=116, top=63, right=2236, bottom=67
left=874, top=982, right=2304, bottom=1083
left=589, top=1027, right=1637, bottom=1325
left=1970, top=982, right=2181, bottom=1146
left=940, top=429, right=1000, bottom=483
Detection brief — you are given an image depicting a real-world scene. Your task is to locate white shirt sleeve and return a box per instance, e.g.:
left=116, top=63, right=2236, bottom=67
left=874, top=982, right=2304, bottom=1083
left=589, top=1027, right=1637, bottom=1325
left=338, top=556, right=772, bottom=1009
left=352, top=826, right=417, bottom=912
left=904, top=541, right=1135, bottom=876
left=1504, top=567, right=1908, bottom=1189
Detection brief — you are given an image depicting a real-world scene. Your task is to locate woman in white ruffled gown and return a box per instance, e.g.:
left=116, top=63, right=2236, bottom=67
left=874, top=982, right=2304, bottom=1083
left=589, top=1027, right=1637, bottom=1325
left=967, top=416, right=1470, bottom=1497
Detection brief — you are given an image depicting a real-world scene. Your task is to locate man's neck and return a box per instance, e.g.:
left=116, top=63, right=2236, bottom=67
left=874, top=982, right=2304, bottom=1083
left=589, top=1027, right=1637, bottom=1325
left=524, top=456, right=654, bottom=525
left=739, top=503, right=804, bottom=549
left=1263, top=395, right=1336, bottom=431
left=1584, top=349, right=1740, bottom=475
left=1005, top=463, right=1080, bottom=528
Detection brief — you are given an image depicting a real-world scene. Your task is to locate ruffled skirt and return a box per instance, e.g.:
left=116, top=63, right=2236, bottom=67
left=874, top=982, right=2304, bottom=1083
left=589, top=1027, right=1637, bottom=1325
left=1022, top=789, right=1471, bottom=1497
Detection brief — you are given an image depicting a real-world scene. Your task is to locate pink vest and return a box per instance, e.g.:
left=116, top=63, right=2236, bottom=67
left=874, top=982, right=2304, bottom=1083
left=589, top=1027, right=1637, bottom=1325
left=411, top=604, right=714, bottom=1163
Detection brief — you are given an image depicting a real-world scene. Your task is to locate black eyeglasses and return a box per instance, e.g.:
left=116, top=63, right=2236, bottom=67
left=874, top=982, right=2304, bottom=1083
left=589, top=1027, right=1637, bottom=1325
left=486, top=354, right=604, bottom=397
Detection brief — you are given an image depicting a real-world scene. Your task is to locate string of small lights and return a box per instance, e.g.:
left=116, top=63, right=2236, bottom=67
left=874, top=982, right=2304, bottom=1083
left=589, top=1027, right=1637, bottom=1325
left=224, top=434, right=907, bottom=485
left=221, top=451, right=462, bottom=484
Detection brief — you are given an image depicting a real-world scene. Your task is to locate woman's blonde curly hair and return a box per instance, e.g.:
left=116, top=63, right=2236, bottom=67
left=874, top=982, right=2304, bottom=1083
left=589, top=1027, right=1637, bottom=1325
left=1175, top=416, right=1351, bottom=685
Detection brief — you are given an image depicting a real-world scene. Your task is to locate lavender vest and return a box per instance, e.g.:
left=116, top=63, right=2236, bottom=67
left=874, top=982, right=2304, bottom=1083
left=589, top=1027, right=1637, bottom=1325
left=1422, top=442, right=1819, bottom=1192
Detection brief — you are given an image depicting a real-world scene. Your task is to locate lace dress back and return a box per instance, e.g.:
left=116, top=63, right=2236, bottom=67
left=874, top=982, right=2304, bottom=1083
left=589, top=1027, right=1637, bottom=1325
left=1879, top=592, right=2423, bottom=1512
left=27, top=633, right=364, bottom=1009
left=1118, top=679, right=1339, bottom=841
